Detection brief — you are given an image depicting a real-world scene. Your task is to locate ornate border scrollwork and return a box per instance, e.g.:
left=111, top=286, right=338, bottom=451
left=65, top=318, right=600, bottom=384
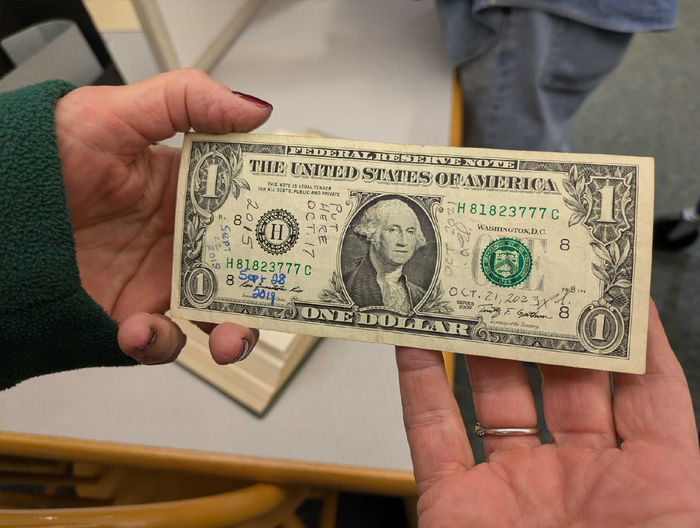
left=473, top=316, right=491, bottom=341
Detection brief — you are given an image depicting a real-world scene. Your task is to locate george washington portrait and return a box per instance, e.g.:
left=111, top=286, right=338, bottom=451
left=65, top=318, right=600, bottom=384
left=341, top=197, right=436, bottom=313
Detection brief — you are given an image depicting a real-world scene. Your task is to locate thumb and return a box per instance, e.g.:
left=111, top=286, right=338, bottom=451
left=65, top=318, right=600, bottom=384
left=58, top=68, right=272, bottom=152
left=118, top=312, right=187, bottom=365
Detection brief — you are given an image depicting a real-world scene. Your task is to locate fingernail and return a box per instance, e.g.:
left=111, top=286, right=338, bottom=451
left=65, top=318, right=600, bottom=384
left=231, top=90, right=272, bottom=109
left=136, top=329, right=156, bottom=351
left=234, top=339, right=252, bottom=363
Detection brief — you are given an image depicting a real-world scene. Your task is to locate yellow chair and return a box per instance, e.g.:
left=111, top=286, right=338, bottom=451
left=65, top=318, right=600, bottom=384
left=0, top=453, right=309, bottom=527
left=439, top=69, right=463, bottom=390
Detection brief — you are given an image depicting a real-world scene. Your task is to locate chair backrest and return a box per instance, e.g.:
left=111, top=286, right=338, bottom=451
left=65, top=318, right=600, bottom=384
left=0, top=451, right=309, bottom=528
left=0, top=483, right=308, bottom=528
left=0, top=0, right=124, bottom=85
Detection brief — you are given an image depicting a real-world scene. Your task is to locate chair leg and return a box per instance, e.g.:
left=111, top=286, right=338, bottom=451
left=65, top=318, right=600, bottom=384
left=280, top=513, right=306, bottom=528
left=318, top=490, right=338, bottom=528
left=403, top=495, right=419, bottom=528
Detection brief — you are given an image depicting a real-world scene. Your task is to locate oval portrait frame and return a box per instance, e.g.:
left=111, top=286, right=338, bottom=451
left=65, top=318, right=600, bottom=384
left=339, top=194, right=439, bottom=311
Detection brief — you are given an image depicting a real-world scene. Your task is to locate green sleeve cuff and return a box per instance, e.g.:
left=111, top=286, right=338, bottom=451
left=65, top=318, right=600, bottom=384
left=0, top=80, right=137, bottom=390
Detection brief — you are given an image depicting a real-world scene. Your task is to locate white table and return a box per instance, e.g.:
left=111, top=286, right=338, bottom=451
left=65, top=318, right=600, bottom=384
left=0, top=339, right=417, bottom=493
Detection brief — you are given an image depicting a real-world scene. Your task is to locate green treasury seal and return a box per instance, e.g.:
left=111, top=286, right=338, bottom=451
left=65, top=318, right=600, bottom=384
left=480, top=237, right=532, bottom=287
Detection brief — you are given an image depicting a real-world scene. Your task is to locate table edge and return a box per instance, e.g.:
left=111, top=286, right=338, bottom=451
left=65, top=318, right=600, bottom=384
left=0, top=431, right=416, bottom=495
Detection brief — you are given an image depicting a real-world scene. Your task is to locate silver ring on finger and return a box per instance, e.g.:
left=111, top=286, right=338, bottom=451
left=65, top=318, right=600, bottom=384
left=474, top=422, right=542, bottom=438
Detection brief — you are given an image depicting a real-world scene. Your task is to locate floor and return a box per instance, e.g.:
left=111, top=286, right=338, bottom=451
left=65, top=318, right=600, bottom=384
left=91, top=0, right=700, bottom=524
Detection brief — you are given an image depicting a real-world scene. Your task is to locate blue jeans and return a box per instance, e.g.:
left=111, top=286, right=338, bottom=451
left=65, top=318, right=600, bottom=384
left=443, top=7, right=632, bottom=150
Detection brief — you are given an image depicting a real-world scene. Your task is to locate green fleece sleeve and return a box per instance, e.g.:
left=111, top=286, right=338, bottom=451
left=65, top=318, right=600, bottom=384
left=0, top=80, right=137, bottom=390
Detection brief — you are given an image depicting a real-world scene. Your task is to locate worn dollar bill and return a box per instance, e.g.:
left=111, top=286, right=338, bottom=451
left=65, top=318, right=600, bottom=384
left=171, top=133, right=653, bottom=373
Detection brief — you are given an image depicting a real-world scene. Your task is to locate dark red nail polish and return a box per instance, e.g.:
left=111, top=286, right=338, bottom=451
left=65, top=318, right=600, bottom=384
left=136, top=329, right=156, bottom=351
left=230, top=339, right=251, bottom=364
left=231, top=90, right=272, bottom=109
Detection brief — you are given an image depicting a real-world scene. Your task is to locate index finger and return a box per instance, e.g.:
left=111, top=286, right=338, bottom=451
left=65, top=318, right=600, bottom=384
left=395, top=346, right=473, bottom=495
left=613, top=301, right=699, bottom=454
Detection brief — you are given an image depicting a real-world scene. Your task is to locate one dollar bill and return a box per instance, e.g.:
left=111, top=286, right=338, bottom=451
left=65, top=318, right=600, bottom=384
left=171, top=133, right=653, bottom=373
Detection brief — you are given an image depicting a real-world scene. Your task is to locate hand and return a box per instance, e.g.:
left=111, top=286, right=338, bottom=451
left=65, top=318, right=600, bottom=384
left=396, top=301, right=700, bottom=527
left=54, top=69, right=272, bottom=365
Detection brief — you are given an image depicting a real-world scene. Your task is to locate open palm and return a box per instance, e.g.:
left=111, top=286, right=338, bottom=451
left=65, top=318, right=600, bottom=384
left=54, top=70, right=271, bottom=364
left=397, top=303, right=700, bottom=527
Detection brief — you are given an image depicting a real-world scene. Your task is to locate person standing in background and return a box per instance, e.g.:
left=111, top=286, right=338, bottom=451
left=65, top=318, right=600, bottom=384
left=435, top=0, right=679, bottom=151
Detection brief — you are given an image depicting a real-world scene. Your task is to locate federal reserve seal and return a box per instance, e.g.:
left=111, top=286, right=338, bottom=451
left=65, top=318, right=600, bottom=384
left=480, top=237, right=532, bottom=287
left=256, top=209, right=299, bottom=255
